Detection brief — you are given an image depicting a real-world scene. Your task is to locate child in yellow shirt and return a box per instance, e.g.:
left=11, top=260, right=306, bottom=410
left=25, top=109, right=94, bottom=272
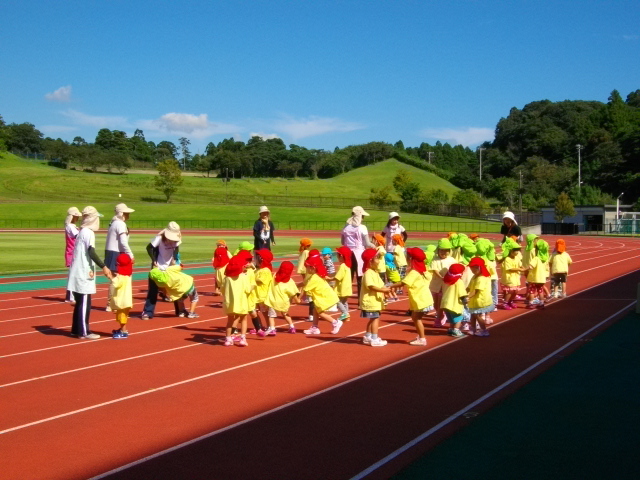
left=525, top=238, right=550, bottom=309
left=255, top=249, right=275, bottom=335
left=360, top=248, right=391, bottom=346
left=467, top=257, right=494, bottom=337
left=222, top=256, right=255, bottom=347
left=389, top=247, right=434, bottom=346
left=441, top=263, right=468, bottom=337
left=331, top=246, right=354, bottom=322
left=212, top=239, right=232, bottom=296
left=109, top=253, right=133, bottom=338
left=302, top=256, right=342, bottom=335
left=149, top=264, right=199, bottom=318
left=499, top=238, right=525, bottom=310
left=429, top=238, right=456, bottom=327
left=373, top=234, right=387, bottom=283
left=265, top=261, right=299, bottom=334
left=550, top=239, right=572, bottom=298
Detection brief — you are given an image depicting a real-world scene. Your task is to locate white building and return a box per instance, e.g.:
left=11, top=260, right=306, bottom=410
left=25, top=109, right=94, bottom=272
left=540, top=204, right=634, bottom=233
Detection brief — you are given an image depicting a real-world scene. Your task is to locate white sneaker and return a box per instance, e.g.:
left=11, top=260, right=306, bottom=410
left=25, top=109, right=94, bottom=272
left=362, top=336, right=372, bottom=345
left=409, top=337, right=426, bottom=346
left=81, top=333, right=100, bottom=339
left=370, top=337, right=387, bottom=347
left=331, top=319, right=343, bottom=334
left=304, top=326, right=321, bottom=335
left=105, top=305, right=112, bottom=312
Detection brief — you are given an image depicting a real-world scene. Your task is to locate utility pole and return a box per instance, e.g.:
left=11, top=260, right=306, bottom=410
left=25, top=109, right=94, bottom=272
left=427, top=151, right=433, bottom=165
left=576, top=144, right=583, bottom=198
left=477, top=147, right=485, bottom=181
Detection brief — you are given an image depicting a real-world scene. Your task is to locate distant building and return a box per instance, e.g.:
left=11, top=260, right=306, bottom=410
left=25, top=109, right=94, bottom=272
left=540, top=204, right=635, bottom=233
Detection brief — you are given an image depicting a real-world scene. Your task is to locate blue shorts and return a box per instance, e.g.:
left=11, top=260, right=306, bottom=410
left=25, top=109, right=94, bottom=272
left=360, top=311, right=381, bottom=318
left=443, top=309, right=464, bottom=324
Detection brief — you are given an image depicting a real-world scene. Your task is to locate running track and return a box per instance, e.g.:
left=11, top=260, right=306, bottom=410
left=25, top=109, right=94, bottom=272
left=1, top=235, right=639, bottom=479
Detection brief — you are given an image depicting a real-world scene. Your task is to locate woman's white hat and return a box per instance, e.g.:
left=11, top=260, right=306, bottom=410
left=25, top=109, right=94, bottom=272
left=160, top=221, right=182, bottom=243
left=352, top=206, right=369, bottom=217
left=82, top=206, right=103, bottom=217
left=80, top=206, right=103, bottom=231
left=115, top=203, right=135, bottom=214
left=388, top=211, right=400, bottom=219
left=259, top=205, right=270, bottom=214
left=67, top=206, right=81, bottom=216
left=502, top=211, right=518, bottom=225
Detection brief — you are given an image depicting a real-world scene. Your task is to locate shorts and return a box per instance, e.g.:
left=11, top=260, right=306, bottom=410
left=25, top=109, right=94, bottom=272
left=104, top=250, right=119, bottom=271
left=502, top=286, right=519, bottom=294
left=527, top=283, right=545, bottom=294
left=417, top=305, right=434, bottom=313
left=553, top=273, right=567, bottom=283
left=443, top=309, right=464, bottom=324
left=360, top=310, right=381, bottom=318
left=180, top=287, right=199, bottom=303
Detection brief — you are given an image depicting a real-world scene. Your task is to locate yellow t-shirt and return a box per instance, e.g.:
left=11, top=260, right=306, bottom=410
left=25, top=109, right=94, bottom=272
left=394, top=245, right=407, bottom=267
left=304, top=273, right=339, bottom=313
left=360, top=268, right=385, bottom=312
left=255, top=267, right=274, bottom=303
left=297, top=250, right=309, bottom=275
left=246, top=267, right=258, bottom=310
left=467, top=275, right=493, bottom=309
left=333, top=263, right=353, bottom=298
left=376, top=246, right=387, bottom=273
left=265, top=279, right=298, bottom=313
left=501, top=256, right=522, bottom=287
left=156, top=265, right=194, bottom=301
left=109, top=274, right=133, bottom=310
left=522, top=249, right=533, bottom=269
left=223, top=274, right=252, bottom=315
left=526, top=256, right=548, bottom=284
left=429, top=256, right=456, bottom=293
left=402, top=269, right=433, bottom=311
left=441, top=279, right=467, bottom=315
left=551, top=252, right=572, bottom=274
left=488, top=260, right=498, bottom=280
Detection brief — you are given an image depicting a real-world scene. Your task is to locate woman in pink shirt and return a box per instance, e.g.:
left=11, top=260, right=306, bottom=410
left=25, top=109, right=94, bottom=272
left=64, top=207, right=81, bottom=304
left=341, top=206, right=373, bottom=297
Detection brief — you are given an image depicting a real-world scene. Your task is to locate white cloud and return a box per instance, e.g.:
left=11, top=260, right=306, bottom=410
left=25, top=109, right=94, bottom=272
left=61, top=109, right=129, bottom=129
left=249, top=132, right=280, bottom=140
left=45, top=85, right=72, bottom=102
left=40, top=125, right=78, bottom=135
left=420, top=127, right=494, bottom=146
left=274, top=115, right=365, bottom=140
left=138, top=113, right=241, bottom=139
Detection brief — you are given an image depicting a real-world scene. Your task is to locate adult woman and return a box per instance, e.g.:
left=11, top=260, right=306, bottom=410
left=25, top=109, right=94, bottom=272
left=381, top=211, right=408, bottom=252
left=64, top=206, right=81, bottom=304
left=340, top=206, right=373, bottom=296
left=253, top=205, right=276, bottom=251
left=104, top=203, right=135, bottom=311
left=500, top=211, right=522, bottom=243
left=67, top=206, right=112, bottom=339
left=141, top=221, right=182, bottom=320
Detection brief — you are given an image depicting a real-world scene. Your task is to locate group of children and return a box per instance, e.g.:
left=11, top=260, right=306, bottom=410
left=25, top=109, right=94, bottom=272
left=103, top=229, right=572, bottom=347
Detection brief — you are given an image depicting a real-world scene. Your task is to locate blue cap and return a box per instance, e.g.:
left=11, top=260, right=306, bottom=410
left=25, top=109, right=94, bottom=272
left=321, top=247, right=333, bottom=255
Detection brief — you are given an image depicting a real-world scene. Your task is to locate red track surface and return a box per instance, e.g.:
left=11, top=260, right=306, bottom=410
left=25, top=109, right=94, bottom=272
left=1, top=235, right=639, bottom=479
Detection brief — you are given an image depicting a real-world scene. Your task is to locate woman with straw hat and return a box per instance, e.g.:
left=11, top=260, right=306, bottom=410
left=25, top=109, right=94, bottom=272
left=104, top=203, right=135, bottom=312
left=340, top=206, right=374, bottom=298
left=141, top=221, right=183, bottom=320
left=67, top=206, right=113, bottom=339
left=253, top=205, right=276, bottom=251
left=64, top=206, right=82, bottom=304
left=501, top=211, right=522, bottom=243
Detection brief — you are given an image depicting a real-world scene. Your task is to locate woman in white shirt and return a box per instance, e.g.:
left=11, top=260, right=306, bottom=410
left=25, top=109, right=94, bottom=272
left=64, top=206, right=81, bottom=304
left=67, top=206, right=112, bottom=339
left=104, top=203, right=135, bottom=311
left=381, top=211, right=408, bottom=253
left=340, top=206, right=373, bottom=297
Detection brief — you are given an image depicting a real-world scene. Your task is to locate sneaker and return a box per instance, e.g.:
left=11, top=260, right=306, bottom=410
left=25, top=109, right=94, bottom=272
left=500, top=303, right=512, bottom=310
left=178, top=312, right=186, bottom=318
left=223, top=336, right=234, bottom=346
left=536, top=302, right=545, bottom=309
left=238, top=335, right=248, bottom=347
left=338, top=313, right=349, bottom=322
left=257, top=329, right=267, bottom=337
left=233, top=334, right=242, bottom=343
left=461, top=323, right=470, bottom=332
left=307, top=315, right=314, bottom=322
left=409, top=337, right=427, bottom=346
left=370, top=337, right=387, bottom=347
left=362, top=336, right=372, bottom=345
left=485, top=316, right=494, bottom=325
left=331, top=319, right=344, bottom=334
left=249, top=328, right=257, bottom=335
left=288, top=327, right=296, bottom=334
left=304, top=326, right=321, bottom=335
left=265, top=327, right=277, bottom=336
left=81, top=333, right=100, bottom=340
left=141, top=314, right=150, bottom=320
left=105, top=305, right=112, bottom=312
left=450, top=328, right=465, bottom=338
left=187, top=312, right=199, bottom=318
left=507, top=302, right=517, bottom=309
left=112, top=330, right=128, bottom=339
left=475, top=329, right=490, bottom=337
left=433, top=319, right=445, bottom=328
left=531, top=298, right=540, bottom=305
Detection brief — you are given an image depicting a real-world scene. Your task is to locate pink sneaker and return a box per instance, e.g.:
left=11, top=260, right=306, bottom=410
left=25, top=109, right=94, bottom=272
left=265, top=327, right=277, bottom=336
left=249, top=329, right=257, bottom=335
left=223, top=336, right=234, bottom=346
left=502, top=303, right=513, bottom=310
left=238, top=335, right=248, bottom=347
left=304, top=326, right=321, bottom=335
left=288, top=327, right=296, bottom=334
left=257, top=329, right=266, bottom=337
left=433, top=319, right=445, bottom=328
left=508, top=302, right=517, bottom=309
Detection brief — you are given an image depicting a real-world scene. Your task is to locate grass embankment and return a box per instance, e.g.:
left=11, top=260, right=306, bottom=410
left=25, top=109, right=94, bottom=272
left=0, top=153, right=458, bottom=203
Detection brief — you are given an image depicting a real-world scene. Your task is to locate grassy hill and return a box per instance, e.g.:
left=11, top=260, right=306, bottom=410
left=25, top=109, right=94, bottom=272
left=0, top=153, right=458, bottom=203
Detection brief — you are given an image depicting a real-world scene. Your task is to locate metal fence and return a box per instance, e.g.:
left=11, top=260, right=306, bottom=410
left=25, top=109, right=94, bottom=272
left=0, top=218, right=503, bottom=233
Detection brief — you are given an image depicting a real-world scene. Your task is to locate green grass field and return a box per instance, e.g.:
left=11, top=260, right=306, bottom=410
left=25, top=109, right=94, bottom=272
left=0, top=153, right=458, bottom=203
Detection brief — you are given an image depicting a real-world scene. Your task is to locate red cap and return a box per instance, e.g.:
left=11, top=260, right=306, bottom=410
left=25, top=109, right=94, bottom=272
left=116, top=253, right=132, bottom=276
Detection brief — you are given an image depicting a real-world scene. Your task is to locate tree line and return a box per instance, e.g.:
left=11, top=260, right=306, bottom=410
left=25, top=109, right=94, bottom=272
left=1, top=86, right=639, bottom=209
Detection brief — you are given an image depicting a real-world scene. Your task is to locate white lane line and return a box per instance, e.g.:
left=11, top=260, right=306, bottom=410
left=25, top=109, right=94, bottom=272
left=349, top=301, right=635, bottom=480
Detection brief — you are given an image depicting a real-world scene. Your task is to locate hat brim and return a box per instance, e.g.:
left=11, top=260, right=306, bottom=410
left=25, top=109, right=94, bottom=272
left=162, top=230, right=181, bottom=242
left=119, top=207, right=135, bottom=213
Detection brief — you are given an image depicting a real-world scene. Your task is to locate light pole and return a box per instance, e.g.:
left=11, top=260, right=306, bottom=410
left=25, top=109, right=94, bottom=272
left=576, top=144, right=583, bottom=196
left=477, top=147, right=485, bottom=181
left=617, top=192, right=624, bottom=220
left=427, top=151, right=433, bottom=164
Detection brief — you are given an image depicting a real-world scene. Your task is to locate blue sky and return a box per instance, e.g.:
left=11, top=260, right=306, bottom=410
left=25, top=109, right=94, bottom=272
left=1, top=0, right=638, bottom=154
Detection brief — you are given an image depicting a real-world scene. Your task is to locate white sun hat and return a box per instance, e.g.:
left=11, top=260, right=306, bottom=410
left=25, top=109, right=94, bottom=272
left=259, top=205, right=270, bottom=214
left=160, top=221, right=182, bottom=244
left=388, top=211, right=400, bottom=220
left=115, top=203, right=135, bottom=214
left=352, top=206, right=370, bottom=216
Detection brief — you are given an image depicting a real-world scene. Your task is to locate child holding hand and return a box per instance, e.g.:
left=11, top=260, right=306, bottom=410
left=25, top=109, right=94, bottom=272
left=524, top=238, right=550, bottom=309
left=360, top=248, right=391, bottom=346
left=222, top=255, right=255, bottom=347
left=499, top=238, right=525, bottom=310
left=441, top=263, right=468, bottom=338
left=384, top=252, right=401, bottom=301
left=302, top=256, right=343, bottom=335
left=212, top=239, right=232, bottom=296
left=255, top=249, right=276, bottom=335
left=331, top=246, right=354, bottom=322
left=109, top=253, right=134, bottom=338
left=429, top=238, right=456, bottom=327
left=550, top=239, right=572, bottom=298
left=265, top=261, right=300, bottom=334
left=467, top=257, right=494, bottom=337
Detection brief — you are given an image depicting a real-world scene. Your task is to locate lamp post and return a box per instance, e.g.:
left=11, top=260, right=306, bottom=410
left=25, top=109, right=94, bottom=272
left=576, top=144, right=583, bottom=196
left=477, top=147, right=485, bottom=181
left=617, top=192, right=624, bottom=220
